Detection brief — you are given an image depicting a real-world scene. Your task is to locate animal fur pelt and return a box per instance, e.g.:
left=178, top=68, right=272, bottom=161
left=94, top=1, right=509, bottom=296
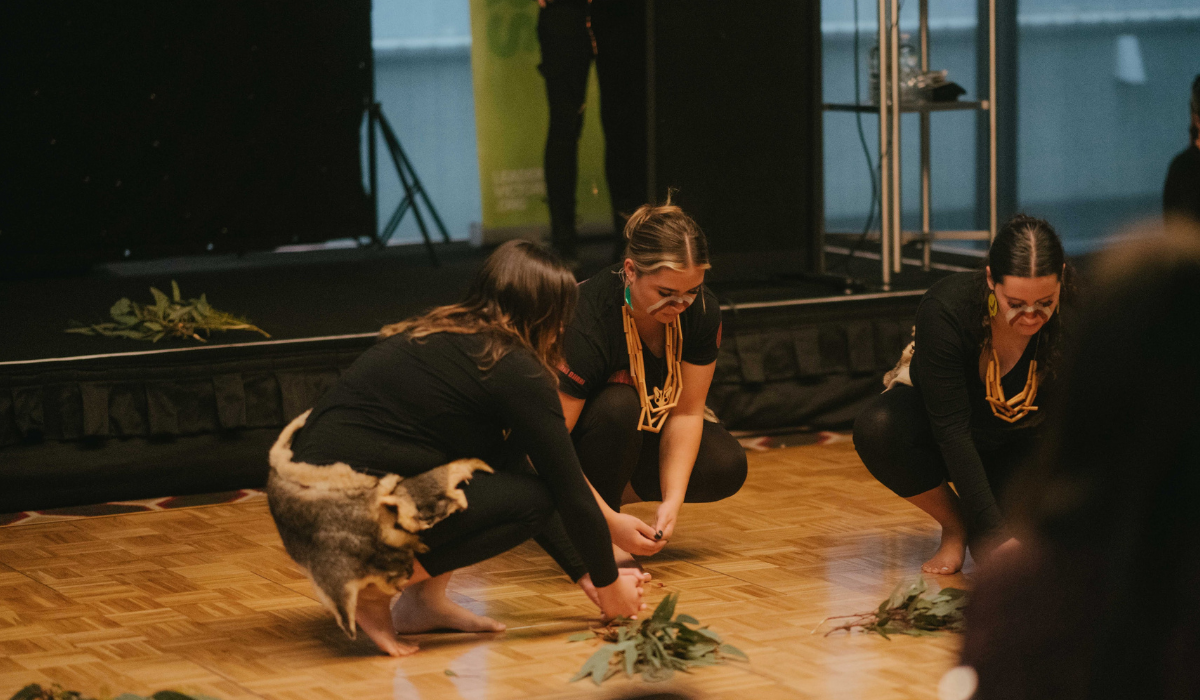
left=883, top=341, right=915, bottom=391
left=266, top=410, right=492, bottom=639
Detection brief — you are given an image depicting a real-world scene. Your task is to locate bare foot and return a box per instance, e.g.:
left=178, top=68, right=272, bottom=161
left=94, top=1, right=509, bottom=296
left=355, top=587, right=419, bottom=657
left=612, top=543, right=640, bottom=570
left=922, top=528, right=967, bottom=575
left=391, top=587, right=505, bottom=634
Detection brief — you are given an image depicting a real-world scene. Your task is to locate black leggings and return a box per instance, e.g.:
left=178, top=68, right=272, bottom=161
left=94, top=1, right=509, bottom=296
left=535, top=383, right=747, bottom=580
left=414, top=470, right=553, bottom=578
left=538, top=0, right=647, bottom=257
left=853, top=383, right=1034, bottom=533
left=575, top=383, right=748, bottom=512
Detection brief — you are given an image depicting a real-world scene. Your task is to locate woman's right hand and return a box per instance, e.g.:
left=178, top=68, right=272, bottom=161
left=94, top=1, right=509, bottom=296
left=595, top=570, right=648, bottom=620
left=608, top=512, right=666, bottom=556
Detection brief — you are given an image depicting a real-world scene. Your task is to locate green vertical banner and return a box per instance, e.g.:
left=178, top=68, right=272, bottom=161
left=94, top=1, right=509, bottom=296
left=469, top=0, right=612, bottom=244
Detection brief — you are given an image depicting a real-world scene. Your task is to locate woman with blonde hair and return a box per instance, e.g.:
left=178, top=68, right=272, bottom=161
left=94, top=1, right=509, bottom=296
left=538, top=198, right=748, bottom=592
left=272, top=240, right=647, bottom=657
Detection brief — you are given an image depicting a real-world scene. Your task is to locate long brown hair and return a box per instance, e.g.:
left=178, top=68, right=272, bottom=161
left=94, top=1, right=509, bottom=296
left=379, top=240, right=577, bottom=378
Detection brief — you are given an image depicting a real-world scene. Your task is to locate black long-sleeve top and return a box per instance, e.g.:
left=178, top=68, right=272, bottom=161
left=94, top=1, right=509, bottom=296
left=290, top=331, right=619, bottom=587
left=1164, top=144, right=1200, bottom=224
left=910, top=271, right=1054, bottom=536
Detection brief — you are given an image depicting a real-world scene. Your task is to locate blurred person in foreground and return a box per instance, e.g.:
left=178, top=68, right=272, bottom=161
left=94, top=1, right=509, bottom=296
left=1163, top=74, right=1200, bottom=225
left=947, top=219, right=1200, bottom=700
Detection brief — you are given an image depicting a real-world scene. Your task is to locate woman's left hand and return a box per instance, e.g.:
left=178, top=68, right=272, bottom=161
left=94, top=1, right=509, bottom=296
left=653, top=501, right=681, bottom=543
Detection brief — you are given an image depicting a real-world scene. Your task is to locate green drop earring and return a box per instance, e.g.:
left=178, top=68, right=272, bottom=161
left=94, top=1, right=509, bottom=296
left=624, top=285, right=632, bottom=308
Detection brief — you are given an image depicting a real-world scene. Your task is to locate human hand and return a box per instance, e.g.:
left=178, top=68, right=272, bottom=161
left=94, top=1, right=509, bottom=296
left=608, top=512, right=665, bottom=556
left=595, top=570, right=648, bottom=620
left=653, top=501, right=680, bottom=544
left=578, top=568, right=652, bottom=608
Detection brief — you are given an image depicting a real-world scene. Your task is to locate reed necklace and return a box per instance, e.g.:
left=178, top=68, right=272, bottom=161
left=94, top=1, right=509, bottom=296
left=621, top=301, right=683, bottom=432
left=983, top=337, right=1040, bottom=423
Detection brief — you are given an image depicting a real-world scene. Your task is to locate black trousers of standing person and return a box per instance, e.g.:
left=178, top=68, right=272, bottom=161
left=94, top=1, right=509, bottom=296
left=574, top=384, right=748, bottom=512
left=538, top=0, right=647, bottom=259
left=852, top=383, right=1036, bottom=539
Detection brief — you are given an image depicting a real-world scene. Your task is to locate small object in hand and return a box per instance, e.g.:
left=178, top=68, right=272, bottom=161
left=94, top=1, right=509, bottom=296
left=655, top=530, right=663, bottom=540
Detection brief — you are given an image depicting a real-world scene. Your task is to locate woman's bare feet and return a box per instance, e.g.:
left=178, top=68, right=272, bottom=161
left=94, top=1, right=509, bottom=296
left=612, top=543, right=641, bottom=570
left=355, top=586, right=418, bottom=657
left=905, top=482, right=969, bottom=575
left=391, top=574, right=505, bottom=634
left=922, top=527, right=967, bottom=575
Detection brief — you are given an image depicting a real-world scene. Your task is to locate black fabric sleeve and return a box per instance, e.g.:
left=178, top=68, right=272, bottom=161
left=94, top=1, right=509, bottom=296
left=496, top=450, right=590, bottom=581
left=533, top=513, right=590, bottom=581
left=492, top=353, right=618, bottom=586
left=912, top=298, right=1003, bottom=536
left=1163, top=151, right=1199, bottom=220
left=1164, top=156, right=1184, bottom=216
left=681, top=290, right=722, bottom=366
left=556, top=323, right=609, bottom=400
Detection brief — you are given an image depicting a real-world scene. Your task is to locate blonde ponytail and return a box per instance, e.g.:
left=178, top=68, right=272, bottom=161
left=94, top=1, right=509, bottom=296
left=621, top=192, right=711, bottom=274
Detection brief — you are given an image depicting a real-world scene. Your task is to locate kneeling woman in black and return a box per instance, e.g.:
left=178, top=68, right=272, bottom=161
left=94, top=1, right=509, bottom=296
left=539, top=200, right=748, bottom=586
left=853, top=215, right=1073, bottom=575
left=270, top=240, right=646, bottom=657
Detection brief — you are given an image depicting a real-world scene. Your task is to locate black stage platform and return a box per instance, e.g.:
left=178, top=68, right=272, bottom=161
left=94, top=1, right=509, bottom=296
left=0, top=240, right=973, bottom=513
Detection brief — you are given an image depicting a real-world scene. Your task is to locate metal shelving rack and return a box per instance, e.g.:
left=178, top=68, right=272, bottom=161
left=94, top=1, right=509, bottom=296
left=824, top=0, right=997, bottom=289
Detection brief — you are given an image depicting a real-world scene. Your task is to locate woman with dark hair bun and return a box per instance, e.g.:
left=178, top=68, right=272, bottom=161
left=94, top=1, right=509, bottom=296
left=953, top=220, right=1200, bottom=700
left=270, top=240, right=647, bottom=657
left=853, top=214, right=1073, bottom=575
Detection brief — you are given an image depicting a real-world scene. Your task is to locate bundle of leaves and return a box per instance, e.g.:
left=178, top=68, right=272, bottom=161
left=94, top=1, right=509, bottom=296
left=10, top=684, right=219, bottom=700
left=65, top=281, right=269, bottom=343
left=822, top=577, right=967, bottom=639
left=568, top=593, right=748, bottom=685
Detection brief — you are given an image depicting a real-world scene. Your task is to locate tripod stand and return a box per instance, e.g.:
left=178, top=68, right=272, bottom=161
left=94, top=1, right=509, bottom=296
left=365, top=102, right=451, bottom=266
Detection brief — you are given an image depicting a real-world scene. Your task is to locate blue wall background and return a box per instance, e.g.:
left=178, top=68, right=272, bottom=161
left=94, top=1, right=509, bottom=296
left=368, top=0, right=1200, bottom=254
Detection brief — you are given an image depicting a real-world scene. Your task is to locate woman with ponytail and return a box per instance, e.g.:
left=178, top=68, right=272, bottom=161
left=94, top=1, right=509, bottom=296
left=539, top=197, right=748, bottom=594
left=853, top=214, right=1074, bottom=575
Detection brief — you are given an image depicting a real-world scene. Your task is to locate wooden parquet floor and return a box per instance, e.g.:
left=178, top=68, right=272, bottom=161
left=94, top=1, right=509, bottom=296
left=0, top=437, right=969, bottom=700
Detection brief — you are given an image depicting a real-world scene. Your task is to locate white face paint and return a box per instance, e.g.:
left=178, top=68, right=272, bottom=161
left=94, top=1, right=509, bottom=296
left=1004, top=299, right=1056, bottom=324
left=646, top=293, right=696, bottom=313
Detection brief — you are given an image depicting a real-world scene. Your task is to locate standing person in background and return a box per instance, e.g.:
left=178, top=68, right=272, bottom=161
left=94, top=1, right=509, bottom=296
left=854, top=215, right=1074, bottom=575
left=537, top=0, right=647, bottom=263
left=535, top=198, right=747, bottom=597
left=1163, top=74, right=1200, bottom=225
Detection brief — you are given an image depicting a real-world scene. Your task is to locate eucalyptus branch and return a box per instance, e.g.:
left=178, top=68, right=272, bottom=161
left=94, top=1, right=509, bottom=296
left=65, top=280, right=269, bottom=343
left=819, top=577, right=968, bottom=639
left=568, top=593, right=748, bottom=685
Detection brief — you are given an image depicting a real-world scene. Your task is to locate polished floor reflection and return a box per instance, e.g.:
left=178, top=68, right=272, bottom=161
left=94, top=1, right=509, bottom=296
left=0, top=436, right=968, bottom=700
